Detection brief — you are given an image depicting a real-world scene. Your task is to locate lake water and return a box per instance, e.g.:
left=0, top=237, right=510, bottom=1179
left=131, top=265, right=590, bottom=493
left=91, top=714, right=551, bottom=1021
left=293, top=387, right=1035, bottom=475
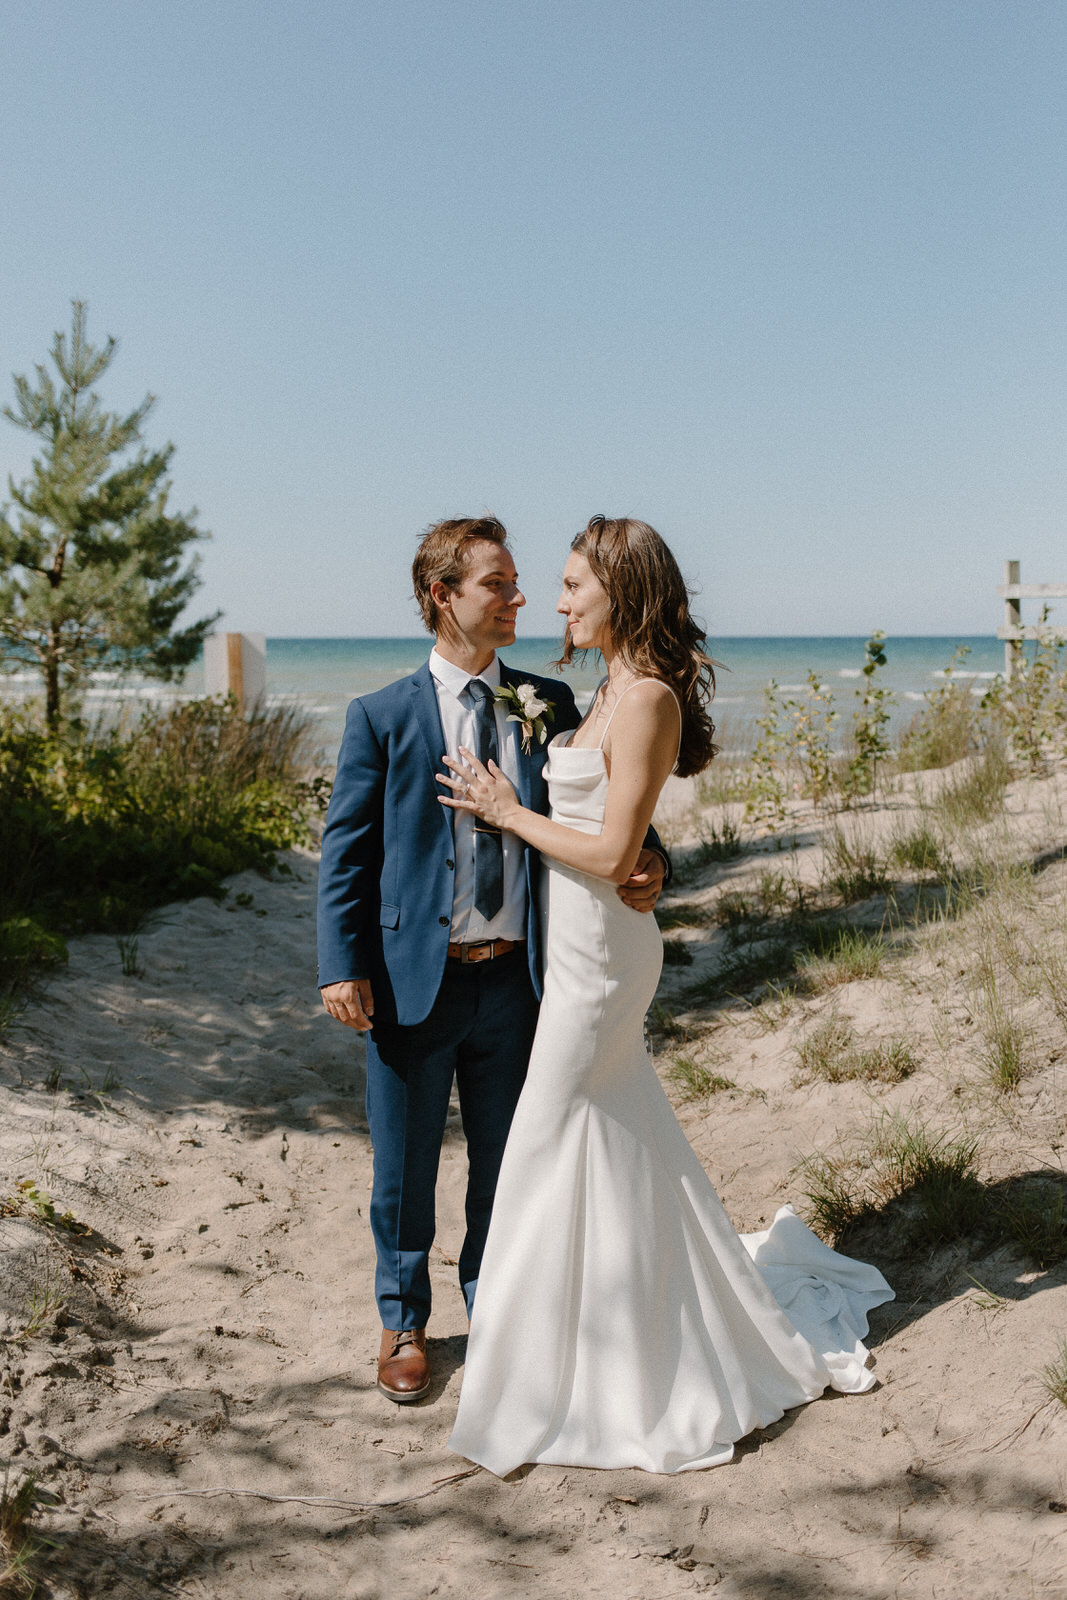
left=212, top=634, right=1007, bottom=757
left=2, top=634, right=1008, bottom=759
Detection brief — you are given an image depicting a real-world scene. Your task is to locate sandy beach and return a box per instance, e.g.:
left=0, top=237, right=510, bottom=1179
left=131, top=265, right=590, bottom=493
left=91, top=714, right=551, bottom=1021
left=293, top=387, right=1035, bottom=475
left=2, top=767, right=1066, bottom=1600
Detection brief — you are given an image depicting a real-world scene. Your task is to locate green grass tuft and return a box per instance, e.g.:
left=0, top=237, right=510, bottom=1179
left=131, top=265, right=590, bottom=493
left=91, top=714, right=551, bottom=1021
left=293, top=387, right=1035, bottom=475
left=934, top=742, right=1010, bottom=828
left=0, top=1469, right=49, bottom=1598
left=890, top=824, right=953, bottom=877
left=666, top=1055, right=736, bottom=1101
left=1040, top=1340, right=1067, bottom=1409
left=795, top=1015, right=918, bottom=1084
left=825, top=831, right=890, bottom=903
left=796, top=927, right=887, bottom=991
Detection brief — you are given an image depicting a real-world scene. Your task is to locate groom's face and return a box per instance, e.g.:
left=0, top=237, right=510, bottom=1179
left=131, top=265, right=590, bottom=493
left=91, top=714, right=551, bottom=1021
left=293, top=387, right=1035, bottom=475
left=436, top=540, right=526, bottom=654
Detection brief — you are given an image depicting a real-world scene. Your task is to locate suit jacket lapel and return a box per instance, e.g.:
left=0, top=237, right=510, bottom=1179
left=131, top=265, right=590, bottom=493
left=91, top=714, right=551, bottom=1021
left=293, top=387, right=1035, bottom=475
left=410, top=662, right=454, bottom=839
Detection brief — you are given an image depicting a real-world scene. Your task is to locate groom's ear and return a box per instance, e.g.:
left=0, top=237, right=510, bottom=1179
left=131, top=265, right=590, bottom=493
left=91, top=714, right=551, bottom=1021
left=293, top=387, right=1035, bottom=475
left=430, top=579, right=453, bottom=614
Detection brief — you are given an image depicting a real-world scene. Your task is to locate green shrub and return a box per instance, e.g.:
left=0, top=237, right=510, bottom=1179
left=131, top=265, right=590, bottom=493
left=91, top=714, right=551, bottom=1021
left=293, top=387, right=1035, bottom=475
left=982, top=620, right=1067, bottom=772
left=0, top=698, right=326, bottom=1018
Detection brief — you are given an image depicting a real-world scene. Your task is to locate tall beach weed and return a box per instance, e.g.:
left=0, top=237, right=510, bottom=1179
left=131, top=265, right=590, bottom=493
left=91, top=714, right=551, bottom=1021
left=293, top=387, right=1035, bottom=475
left=0, top=697, right=327, bottom=1017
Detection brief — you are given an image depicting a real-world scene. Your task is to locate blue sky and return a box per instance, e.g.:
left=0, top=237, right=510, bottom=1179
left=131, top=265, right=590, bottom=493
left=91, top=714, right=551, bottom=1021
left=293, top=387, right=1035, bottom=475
left=2, top=1, right=1065, bottom=638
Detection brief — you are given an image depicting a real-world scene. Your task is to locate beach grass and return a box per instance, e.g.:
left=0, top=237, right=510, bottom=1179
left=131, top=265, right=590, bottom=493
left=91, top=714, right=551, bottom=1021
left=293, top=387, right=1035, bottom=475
left=1040, top=1341, right=1067, bottom=1409
left=0, top=698, right=327, bottom=1028
left=0, top=1470, right=48, bottom=1599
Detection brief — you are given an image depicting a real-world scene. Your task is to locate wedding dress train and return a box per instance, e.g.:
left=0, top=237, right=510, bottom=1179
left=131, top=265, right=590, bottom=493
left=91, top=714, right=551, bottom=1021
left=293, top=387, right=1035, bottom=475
left=448, top=735, right=893, bottom=1477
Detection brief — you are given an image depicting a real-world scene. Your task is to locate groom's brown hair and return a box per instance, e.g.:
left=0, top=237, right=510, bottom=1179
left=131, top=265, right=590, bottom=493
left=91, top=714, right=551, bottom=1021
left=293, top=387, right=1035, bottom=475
left=412, top=515, right=509, bottom=632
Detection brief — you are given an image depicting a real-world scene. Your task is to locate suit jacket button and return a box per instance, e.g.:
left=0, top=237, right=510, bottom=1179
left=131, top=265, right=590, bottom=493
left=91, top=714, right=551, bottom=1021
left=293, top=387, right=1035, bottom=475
left=438, top=916, right=449, bottom=926
left=445, top=859, right=454, bottom=870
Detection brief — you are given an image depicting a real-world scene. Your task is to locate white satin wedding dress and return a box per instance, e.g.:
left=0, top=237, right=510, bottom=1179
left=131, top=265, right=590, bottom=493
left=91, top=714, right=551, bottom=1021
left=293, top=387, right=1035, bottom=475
left=448, top=714, right=893, bottom=1477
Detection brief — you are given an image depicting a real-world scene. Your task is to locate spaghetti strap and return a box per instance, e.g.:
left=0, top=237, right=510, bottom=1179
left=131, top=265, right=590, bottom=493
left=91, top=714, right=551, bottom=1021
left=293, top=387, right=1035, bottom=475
left=595, top=678, right=684, bottom=766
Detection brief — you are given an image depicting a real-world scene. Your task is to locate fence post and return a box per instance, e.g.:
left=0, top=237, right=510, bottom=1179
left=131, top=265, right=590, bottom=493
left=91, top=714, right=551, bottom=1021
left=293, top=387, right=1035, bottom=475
left=1003, top=559, right=1021, bottom=681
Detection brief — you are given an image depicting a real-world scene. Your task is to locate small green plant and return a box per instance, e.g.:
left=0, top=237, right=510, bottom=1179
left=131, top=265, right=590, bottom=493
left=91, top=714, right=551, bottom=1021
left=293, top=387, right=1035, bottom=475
left=870, top=1113, right=983, bottom=1244
left=980, top=1013, right=1027, bottom=1093
left=713, top=889, right=756, bottom=933
left=0, top=1469, right=49, bottom=1598
left=890, top=824, right=952, bottom=878
left=745, top=981, right=797, bottom=1032
left=934, top=741, right=1010, bottom=829
left=742, top=680, right=789, bottom=831
left=779, top=673, right=839, bottom=805
left=797, top=927, right=887, bottom=992
left=19, top=1266, right=68, bottom=1341
left=841, top=632, right=895, bottom=802
left=999, top=1179, right=1067, bottom=1268
left=795, top=1015, right=917, bottom=1083
left=662, top=937, right=694, bottom=967
left=1039, top=1340, right=1067, bottom=1409
left=964, top=1272, right=1008, bottom=1313
left=117, top=933, right=144, bottom=978
left=666, top=1055, right=736, bottom=1101
left=897, top=646, right=979, bottom=771
left=3, top=1179, right=81, bottom=1233
left=797, top=1154, right=867, bottom=1241
left=691, top=815, right=744, bottom=866
left=825, top=829, right=890, bottom=902
left=982, top=614, right=1067, bottom=772
left=795, top=1013, right=856, bottom=1081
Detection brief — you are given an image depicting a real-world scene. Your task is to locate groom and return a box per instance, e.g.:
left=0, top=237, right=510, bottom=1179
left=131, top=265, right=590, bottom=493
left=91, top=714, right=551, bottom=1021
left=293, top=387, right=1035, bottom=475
left=317, top=516, right=667, bottom=1402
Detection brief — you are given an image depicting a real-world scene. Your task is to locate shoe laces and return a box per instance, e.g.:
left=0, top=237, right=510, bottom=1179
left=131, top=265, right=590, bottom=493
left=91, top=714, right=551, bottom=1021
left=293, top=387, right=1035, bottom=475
left=387, top=1329, right=422, bottom=1356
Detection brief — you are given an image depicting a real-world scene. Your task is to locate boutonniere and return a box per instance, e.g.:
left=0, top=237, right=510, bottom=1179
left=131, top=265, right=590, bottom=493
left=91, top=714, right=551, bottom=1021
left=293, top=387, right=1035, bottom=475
left=494, top=682, right=556, bottom=755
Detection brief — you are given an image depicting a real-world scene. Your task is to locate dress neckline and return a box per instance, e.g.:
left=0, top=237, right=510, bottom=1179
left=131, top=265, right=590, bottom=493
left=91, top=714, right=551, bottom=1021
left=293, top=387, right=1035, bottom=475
left=550, top=730, right=603, bottom=756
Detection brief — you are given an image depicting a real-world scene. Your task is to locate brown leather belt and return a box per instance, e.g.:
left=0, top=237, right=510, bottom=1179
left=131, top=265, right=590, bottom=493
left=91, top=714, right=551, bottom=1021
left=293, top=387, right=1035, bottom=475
left=446, top=938, right=524, bottom=964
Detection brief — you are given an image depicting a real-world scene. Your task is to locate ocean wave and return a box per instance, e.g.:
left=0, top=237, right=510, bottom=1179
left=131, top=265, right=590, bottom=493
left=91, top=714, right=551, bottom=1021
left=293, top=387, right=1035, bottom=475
left=931, top=669, right=997, bottom=679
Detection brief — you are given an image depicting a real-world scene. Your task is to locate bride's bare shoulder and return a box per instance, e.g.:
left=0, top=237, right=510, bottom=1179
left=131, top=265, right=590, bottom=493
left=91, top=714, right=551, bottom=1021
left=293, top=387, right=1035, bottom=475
left=617, top=678, right=680, bottom=716
left=606, top=679, right=681, bottom=744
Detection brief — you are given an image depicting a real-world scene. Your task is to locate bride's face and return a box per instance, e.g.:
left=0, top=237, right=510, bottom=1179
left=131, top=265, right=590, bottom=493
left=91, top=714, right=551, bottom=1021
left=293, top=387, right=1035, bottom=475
left=557, top=552, right=612, bottom=653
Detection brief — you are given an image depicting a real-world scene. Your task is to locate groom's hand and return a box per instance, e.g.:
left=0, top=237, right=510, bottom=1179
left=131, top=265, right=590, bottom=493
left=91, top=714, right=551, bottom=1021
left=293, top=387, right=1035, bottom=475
left=617, top=848, right=666, bottom=914
left=321, top=978, right=375, bottom=1032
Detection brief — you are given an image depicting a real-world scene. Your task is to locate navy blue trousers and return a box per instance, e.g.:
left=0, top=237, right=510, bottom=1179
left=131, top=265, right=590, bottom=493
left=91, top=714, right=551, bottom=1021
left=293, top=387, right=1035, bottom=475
left=364, top=950, right=539, bottom=1330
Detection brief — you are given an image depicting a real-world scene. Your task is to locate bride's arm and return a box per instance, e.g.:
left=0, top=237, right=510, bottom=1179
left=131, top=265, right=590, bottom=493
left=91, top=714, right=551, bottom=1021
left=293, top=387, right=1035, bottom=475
left=438, top=683, right=679, bottom=885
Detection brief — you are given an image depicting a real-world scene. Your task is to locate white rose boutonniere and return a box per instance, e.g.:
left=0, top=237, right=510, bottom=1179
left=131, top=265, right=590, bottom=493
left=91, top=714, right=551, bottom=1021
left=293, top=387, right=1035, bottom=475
left=494, top=681, right=556, bottom=755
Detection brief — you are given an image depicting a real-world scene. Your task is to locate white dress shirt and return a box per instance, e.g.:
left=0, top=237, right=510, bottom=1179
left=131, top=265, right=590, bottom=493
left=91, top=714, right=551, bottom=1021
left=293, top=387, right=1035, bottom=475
left=428, top=649, right=527, bottom=943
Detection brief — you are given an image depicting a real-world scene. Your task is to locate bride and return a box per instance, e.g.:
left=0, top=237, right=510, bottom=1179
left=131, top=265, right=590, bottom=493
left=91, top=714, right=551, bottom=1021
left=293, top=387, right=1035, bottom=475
left=438, top=516, right=892, bottom=1476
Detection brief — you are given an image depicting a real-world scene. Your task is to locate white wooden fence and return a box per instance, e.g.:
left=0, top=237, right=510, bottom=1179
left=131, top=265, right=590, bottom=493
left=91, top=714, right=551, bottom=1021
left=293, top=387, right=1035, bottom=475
left=998, top=561, right=1067, bottom=679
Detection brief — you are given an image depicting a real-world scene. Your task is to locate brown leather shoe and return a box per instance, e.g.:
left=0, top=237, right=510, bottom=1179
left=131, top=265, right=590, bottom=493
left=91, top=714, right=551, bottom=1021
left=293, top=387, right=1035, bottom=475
left=377, top=1327, right=430, bottom=1403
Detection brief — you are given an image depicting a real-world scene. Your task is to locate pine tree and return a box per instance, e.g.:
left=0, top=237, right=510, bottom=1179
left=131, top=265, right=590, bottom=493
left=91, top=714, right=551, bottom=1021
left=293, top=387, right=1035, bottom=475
left=0, top=301, right=218, bottom=728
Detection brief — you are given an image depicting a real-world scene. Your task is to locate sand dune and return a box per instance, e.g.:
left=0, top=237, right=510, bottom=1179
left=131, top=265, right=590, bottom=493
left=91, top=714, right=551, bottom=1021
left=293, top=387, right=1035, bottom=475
left=2, top=775, right=1066, bottom=1597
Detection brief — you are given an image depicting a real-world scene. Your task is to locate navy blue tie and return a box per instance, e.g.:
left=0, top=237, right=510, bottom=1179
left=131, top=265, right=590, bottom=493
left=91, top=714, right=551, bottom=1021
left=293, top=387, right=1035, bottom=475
left=466, top=679, right=504, bottom=920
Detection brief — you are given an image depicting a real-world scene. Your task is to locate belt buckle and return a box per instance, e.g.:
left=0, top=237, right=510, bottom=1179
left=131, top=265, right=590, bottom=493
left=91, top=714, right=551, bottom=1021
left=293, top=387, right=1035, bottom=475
left=461, top=942, right=492, bottom=965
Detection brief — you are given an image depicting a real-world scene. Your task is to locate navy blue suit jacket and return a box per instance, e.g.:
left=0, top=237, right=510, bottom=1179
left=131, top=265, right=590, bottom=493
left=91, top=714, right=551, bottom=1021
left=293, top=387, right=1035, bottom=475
left=316, top=659, right=669, bottom=1028
left=317, top=661, right=583, bottom=1026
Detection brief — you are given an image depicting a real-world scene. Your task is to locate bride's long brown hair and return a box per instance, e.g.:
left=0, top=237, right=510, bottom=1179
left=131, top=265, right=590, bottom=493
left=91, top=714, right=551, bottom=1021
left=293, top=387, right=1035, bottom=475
left=558, top=516, right=718, bottom=779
